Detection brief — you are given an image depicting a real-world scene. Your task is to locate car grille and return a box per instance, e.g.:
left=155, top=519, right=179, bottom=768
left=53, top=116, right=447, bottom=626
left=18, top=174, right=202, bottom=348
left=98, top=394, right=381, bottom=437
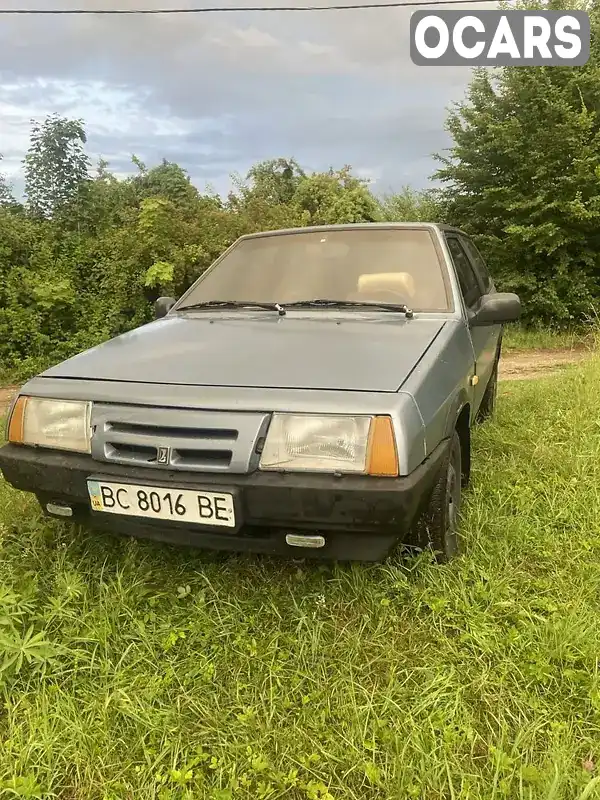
left=90, top=404, right=270, bottom=474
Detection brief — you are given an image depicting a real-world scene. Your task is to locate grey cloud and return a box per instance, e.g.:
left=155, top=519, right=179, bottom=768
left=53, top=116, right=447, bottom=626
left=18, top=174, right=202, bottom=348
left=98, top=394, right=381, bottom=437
left=0, top=0, right=483, bottom=192
left=88, top=129, right=244, bottom=173
left=0, top=0, right=478, bottom=100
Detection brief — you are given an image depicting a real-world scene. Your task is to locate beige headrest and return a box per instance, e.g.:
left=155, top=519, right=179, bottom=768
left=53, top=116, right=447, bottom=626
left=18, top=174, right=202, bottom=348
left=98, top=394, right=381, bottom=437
left=357, top=272, right=416, bottom=298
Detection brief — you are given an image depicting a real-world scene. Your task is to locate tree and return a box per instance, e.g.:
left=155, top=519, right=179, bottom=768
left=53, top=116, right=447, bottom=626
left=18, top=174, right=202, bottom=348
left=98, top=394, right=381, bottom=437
left=377, top=186, right=442, bottom=222
left=292, top=166, right=382, bottom=224
left=130, top=158, right=200, bottom=206
left=433, top=1, right=600, bottom=325
left=23, top=113, right=91, bottom=219
left=226, top=158, right=309, bottom=232
left=244, top=158, right=305, bottom=205
left=0, top=155, right=17, bottom=208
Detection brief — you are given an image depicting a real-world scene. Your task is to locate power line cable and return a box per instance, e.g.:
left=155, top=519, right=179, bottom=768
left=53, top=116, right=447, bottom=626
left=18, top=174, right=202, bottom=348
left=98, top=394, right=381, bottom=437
left=0, top=0, right=504, bottom=14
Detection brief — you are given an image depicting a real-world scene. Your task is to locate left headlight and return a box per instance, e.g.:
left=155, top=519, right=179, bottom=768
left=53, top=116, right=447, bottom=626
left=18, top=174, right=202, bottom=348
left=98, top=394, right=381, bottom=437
left=7, top=396, right=92, bottom=454
left=259, top=413, right=398, bottom=476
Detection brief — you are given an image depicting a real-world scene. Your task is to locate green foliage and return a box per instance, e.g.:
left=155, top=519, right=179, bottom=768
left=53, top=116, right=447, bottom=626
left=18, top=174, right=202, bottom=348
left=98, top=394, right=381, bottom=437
left=23, top=114, right=91, bottom=219
left=378, top=185, right=442, bottom=222
left=0, top=155, right=17, bottom=209
left=243, top=157, right=305, bottom=205
left=144, top=261, right=176, bottom=291
left=292, top=166, right=382, bottom=224
left=433, top=1, right=600, bottom=324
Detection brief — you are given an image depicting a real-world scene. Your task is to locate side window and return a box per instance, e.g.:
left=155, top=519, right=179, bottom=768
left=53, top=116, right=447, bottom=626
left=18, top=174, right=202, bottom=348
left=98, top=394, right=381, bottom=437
left=445, top=236, right=482, bottom=307
left=460, top=236, right=492, bottom=293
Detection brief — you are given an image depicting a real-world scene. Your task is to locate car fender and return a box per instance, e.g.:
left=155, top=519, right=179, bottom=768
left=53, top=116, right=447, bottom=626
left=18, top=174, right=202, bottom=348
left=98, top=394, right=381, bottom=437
left=443, top=387, right=471, bottom=440
left=441, top=387, right=472, bottom=486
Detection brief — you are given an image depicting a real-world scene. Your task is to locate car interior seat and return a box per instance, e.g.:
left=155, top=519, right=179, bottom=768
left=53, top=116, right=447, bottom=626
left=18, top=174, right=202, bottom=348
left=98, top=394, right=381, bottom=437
left=346, top=272, right=416, bottom=304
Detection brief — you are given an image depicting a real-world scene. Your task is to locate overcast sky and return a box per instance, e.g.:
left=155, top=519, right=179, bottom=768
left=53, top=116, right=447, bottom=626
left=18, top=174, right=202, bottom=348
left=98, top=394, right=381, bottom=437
left=0, top=0, right=487, bottom=199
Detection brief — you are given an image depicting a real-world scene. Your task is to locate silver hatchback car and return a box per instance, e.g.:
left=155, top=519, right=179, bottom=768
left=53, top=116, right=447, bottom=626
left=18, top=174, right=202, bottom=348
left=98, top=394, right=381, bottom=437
left=0, top=223, right=520, bottom=562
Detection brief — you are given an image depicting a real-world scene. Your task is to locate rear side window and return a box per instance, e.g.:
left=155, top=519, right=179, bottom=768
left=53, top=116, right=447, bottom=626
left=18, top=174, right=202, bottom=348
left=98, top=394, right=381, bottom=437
left=445, top=236, right=482, bottom=307
left=460, top=236, right=493, bottom=293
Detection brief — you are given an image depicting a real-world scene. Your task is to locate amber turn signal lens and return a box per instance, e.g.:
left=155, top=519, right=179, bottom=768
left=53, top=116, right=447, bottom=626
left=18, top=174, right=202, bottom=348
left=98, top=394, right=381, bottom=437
left=7, top=396, right=27, bottom=444
left=366, top=415, right=399, bottom=477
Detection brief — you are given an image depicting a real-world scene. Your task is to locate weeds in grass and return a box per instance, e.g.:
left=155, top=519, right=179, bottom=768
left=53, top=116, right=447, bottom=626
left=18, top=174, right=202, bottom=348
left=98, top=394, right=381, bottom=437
left=502, top=323, right=597, bottom=354
left=1, top=360, right=600, bottom=797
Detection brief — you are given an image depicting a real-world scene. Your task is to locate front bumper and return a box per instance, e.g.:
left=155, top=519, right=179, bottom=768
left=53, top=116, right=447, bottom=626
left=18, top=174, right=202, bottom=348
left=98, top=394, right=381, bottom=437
left=0, top=439, right=449, bottom=561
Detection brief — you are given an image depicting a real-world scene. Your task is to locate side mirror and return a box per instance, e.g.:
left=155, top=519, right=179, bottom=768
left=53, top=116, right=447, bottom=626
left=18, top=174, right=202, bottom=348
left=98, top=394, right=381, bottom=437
left=154, top=296, right=176, bottom=319
left=469, top=292, right=521, bottom=327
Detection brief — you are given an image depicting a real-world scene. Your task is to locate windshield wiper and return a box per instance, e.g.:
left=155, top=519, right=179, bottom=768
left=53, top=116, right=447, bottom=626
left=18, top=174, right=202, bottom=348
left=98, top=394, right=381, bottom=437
left=177, top=300, right=286, bottom=316
left=177, top=298, right=415, bottom=318
left=284, top=299, right=414, bottom=317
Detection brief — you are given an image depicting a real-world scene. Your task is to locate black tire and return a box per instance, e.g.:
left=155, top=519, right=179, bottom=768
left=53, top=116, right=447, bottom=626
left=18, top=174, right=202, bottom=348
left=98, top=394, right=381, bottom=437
left=476, top=359, right=498, bottom=423
left=416, top=431, right=462, bottom=563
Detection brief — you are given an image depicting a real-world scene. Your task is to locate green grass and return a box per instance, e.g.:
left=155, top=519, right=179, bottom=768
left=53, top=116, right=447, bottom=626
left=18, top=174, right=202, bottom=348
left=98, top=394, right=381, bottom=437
left=502, top=323, right=596, bottom=354
left=2, top=362, right=600, bottom=799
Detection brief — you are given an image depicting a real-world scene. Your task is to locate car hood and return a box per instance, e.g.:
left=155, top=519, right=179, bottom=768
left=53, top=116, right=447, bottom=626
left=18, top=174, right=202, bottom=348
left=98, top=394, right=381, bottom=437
left=40, top=313, right=447, bottom=393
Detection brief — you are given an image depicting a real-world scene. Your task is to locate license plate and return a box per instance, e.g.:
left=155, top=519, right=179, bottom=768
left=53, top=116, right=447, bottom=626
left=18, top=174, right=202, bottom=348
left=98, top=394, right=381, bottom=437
left=87, top=480, right=235, bottom=528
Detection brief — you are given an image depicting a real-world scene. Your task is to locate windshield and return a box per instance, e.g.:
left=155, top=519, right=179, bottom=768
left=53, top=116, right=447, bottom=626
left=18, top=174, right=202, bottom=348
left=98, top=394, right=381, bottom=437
left=176, top=228, right=452, bottom=312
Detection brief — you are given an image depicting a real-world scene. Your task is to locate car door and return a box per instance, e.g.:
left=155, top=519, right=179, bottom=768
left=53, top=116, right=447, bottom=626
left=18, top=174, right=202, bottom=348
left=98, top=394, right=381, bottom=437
left=458, top=234, right=502, bottom=388
left=444, top=234, right=499, bottom=413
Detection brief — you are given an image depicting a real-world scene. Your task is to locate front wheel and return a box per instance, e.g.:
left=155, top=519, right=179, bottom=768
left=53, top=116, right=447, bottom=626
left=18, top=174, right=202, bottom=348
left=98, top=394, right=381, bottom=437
left=415, top=431, right=462, bottom=563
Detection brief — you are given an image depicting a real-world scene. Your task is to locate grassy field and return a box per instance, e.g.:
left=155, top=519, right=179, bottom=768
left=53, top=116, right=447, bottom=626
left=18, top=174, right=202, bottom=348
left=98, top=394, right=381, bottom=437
left=2, top=359, right=600, bottom=799
left=501, top=323, right=596, bottom=354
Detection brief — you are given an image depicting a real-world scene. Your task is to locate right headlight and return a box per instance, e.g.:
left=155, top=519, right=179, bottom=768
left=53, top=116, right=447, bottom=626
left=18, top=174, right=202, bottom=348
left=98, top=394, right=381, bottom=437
left=258, top=413, right=398, bottom=476
left=7, top=396, right=92, bottom=454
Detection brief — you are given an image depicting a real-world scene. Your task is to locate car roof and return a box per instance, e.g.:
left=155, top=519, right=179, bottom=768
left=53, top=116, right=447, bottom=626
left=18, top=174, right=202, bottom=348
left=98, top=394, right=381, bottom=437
left=237, top=222, right=470, bottom=240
